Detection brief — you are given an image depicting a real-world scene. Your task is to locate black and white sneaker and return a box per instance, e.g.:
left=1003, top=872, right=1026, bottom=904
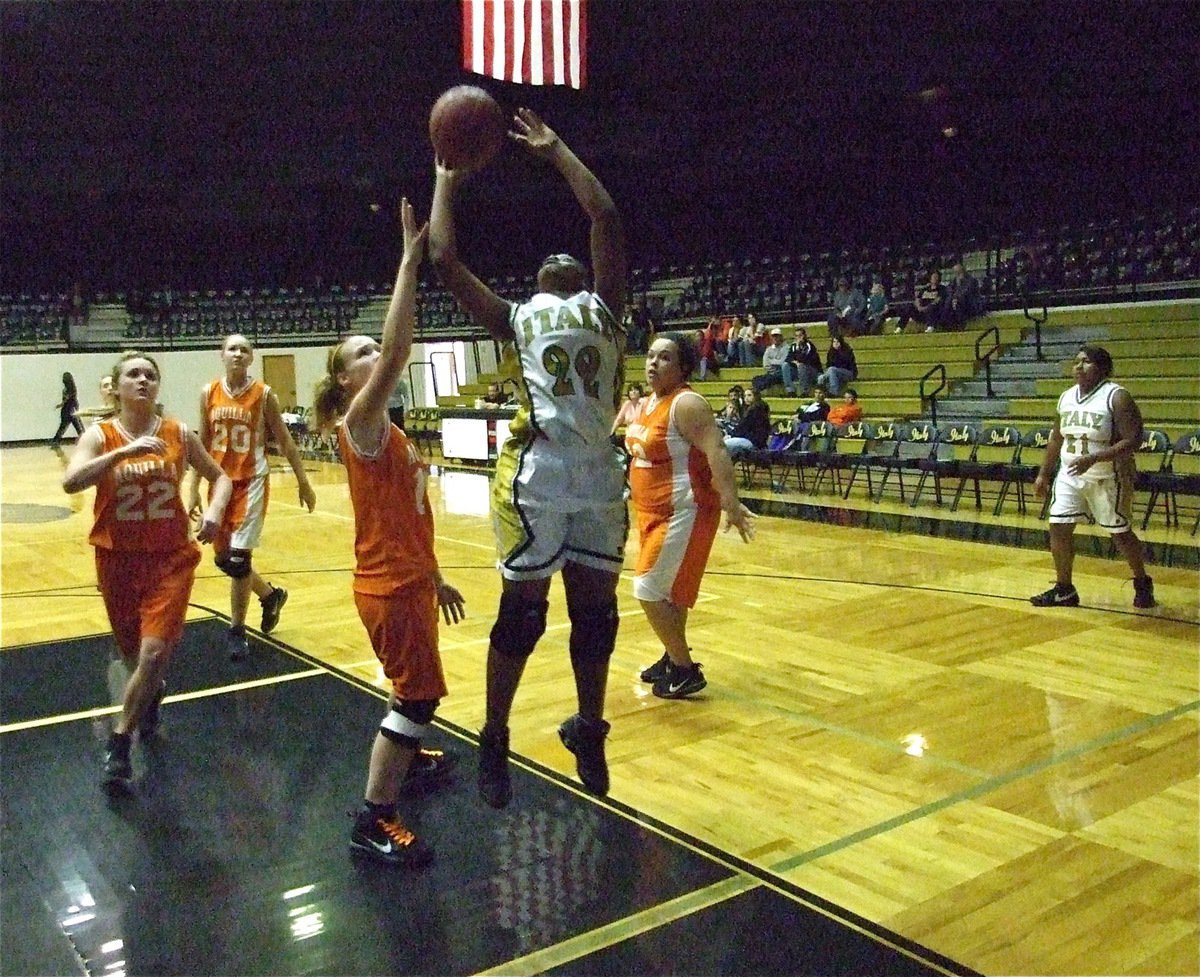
left=349, top=812, right=432, bottom=868
left=260, top=587, right=288, bottom=634
left=652, top=662, right=707, bottom=700
left=226, top=625, right=249, bottom=661
left=558, top=714, right=611, bottom=797
left=102, top=732, right=133, bottom=794
left=1030, top=584, right=1080, bottom=607
left=639, top=653, right=671, bottom=684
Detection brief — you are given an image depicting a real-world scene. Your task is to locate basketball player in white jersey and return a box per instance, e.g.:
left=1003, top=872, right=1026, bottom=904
left=1031, top=345, right=1154, bottom=609
left=430, top=108, right=627, bottom=807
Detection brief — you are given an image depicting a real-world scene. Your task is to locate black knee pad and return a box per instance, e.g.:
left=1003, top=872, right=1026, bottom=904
left=567, top=594, right=619, bottom=665
left=379, top=699, right=438, bottom=748
left=215, top=549, right=252, bottom=579
left=489, top=592, right=548, bottom=659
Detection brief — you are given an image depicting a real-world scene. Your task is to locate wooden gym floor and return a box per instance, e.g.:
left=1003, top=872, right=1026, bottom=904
left=2, top=444, right=1197, bottom=976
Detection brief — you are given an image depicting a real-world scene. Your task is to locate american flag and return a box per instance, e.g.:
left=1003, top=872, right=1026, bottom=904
left=462, top=0, right=587, bottom=90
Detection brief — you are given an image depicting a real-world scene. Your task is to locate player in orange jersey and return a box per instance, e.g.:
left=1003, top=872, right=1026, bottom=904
left=626, top=332, right=755, bottom=698
left=313, top=198, right=465, bottom=869
left=63, top=351, right=232, bottom=793
left=188, top=333, right=316, bottom=660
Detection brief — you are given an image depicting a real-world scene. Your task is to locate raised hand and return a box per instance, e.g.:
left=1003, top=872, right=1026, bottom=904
left=508, top=108, right=559, bottom=157
left=400, top=196, right=428, bottom=260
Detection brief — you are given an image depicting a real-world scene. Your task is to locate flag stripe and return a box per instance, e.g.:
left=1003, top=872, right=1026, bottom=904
left=463, top=0, right=587, bottom=90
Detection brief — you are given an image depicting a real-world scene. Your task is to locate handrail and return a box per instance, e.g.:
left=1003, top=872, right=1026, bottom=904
left=408, top=359, right=435, bottom=403
left=973, top=325, right=1002, bottom=398
left=919, top=363, right=947, bottom=428
left=429, top=349, right=459, bottom=397
left=1022, top=295, right=1049, bottom=361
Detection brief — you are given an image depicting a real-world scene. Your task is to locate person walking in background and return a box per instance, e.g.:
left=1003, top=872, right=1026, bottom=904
left=188, top=333, right=317, bottom=661
left=627, top=332, right=754, bottom=698
left=1031, top=345, right=1155, bottom=609
left=313, top=198, right=465, bottom=869
left=62, top=351, right=232, bottom=793
left=817, top=334, right=858, bottom=395
left=51, top=371, right=85, bottom=442
left=431, top=108, right=628, bottom=807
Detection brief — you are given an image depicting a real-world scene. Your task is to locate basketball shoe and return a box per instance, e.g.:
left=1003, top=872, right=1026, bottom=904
left=1030, top=583, right=1080, bottom=607
left=652, top=662, right=707, bottom=700
left=639, top=652, right=671, bottom=684
left=402, top=746, right=459, bottom=790
left=226, top=625, right=249, bottom=661
left=102, top=731, right=133, bottom=794
left=1133, top=575, right=1155, bottom=609
left=349, top=808, right=432, bottom=868
left=558, top=713, right=610, bottom=797
left=260, top=586, right=288, bottom=634
left=139, top=681, right=167, bottom=739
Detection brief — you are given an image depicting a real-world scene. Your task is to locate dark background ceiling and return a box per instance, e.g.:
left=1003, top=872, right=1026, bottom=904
left=3, top=0, right=1198, bottom=291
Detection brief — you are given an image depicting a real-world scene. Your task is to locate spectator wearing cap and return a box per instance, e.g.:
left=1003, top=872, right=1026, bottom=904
left=782, top=327, right=822, bottom=397
left=827, top=277, right=867, bottom=336
left=751, top=327, right=791, bottom=394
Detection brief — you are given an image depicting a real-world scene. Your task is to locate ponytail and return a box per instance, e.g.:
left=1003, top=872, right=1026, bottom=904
left=312, top=341, right=351, bottom=431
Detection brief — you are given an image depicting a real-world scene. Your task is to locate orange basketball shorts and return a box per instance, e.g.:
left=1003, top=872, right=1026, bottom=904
left=353, top=579, right=448, bottom=701
left=95, top=542, right=201, bottom=659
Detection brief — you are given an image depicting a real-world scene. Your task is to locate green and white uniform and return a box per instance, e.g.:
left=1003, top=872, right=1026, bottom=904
left=492, top=290, right=628, bottom=579
left=1048, top=380, right=1133, bottom=532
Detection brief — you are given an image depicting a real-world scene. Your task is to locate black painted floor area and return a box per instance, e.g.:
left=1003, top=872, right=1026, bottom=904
left=1, top=623, right=970, bottom=977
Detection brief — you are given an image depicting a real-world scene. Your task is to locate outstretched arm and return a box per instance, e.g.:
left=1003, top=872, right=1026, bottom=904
left=510, top=108, right=626, bottom=321
left=429, top=162, right=513, bottom=340
left=344, top=198, right=428, bottom=447
left=264, top=390, right=316, bottom=511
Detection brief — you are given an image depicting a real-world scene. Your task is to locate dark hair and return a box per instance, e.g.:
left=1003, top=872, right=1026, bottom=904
left=844, top=388, right=858, bottom=400
left=1078, top=344, right=1114, bottom=379
left=61, top=372, right=77, bottom=397
left=655, top=331, right=699, bottom=380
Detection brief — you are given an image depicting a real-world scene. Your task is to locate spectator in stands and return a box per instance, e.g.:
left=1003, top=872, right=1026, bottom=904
left=611, top=382, right=644, bottom=435
left=751, top=327, right=790, bottom=394
left=827, top=388, right=863, bottom=427
left=782, top=327, right=822, bottom=397
left=725, top=315, right=754, bottom=366
left=714, top=315, right=735, bottom=363
left=865, top=282, right=891, bottom=334
left=723, top=387, right=771, bottom=459
left=716, top=385, right=745, bottom=434
left=750, top=316, right=769, bottom=364
left=897, top=270, right=950, bottom=333
left=816, top=335, right=858, bottom=395
left=1030, top=345, right=1154, bottom=610
left=697, top=318, right=722, bottom=379
left=482, top=380, right=512, bottom=406
left=827, top=277, right=867, bottom=336
left=948, top=263, right=983, bottom=329
left=793, top=385, right=830, bottom=429
left=51, top=372, right=85, bottom=443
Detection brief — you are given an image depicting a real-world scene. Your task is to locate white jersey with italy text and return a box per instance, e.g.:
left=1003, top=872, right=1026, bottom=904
left=501, top=291, right=624, bottom=454
left=1056, top=380, right=1122, bottom=480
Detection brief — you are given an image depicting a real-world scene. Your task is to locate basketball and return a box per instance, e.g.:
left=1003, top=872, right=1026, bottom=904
left=429, top=85, right=505, bottom=170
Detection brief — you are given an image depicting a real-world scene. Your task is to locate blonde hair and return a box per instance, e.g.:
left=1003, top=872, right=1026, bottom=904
left=110, top=350, right=162, bottom=387
left=312, top=341, right=351, bottom=431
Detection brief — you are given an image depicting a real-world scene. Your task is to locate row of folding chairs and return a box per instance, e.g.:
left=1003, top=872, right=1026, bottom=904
left=738, top=421, right=1200, bottom=532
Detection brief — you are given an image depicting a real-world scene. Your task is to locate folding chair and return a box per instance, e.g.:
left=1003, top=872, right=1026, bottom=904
left=778, top=420, right=835, bottom=492
left=831, top=421, right=873, bottom=498
left=866, top=421, right=910, bottom=503
left=951, top=424, right=1021, bottom=513
left=1136, top=429, right=1177, bottom=529
left=1014, top=427, right=1054, bottom=518
left=905, top=422, right=946, bottom=507
left=842, top=421, right=901, bottom=501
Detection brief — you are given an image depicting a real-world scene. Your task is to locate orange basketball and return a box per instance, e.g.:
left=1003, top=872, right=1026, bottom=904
left=429, top=85, right=505, bottom=170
